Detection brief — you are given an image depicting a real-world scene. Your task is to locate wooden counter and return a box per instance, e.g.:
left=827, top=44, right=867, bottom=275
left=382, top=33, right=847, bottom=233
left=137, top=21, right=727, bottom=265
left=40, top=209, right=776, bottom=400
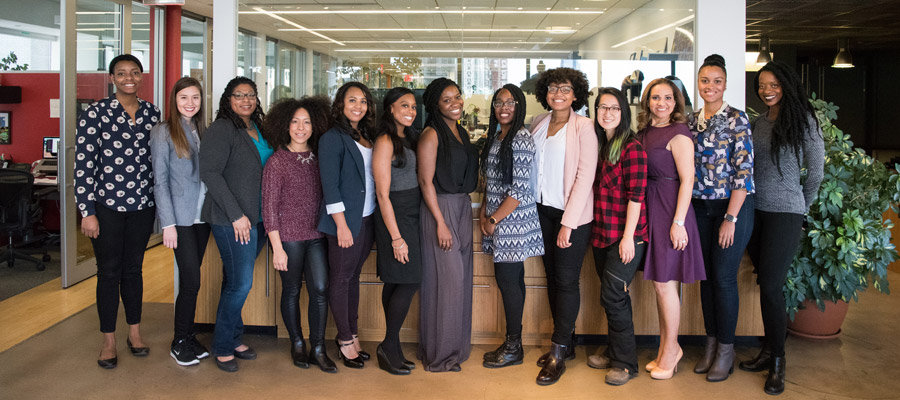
left=196, top=214, right=764, bottom=345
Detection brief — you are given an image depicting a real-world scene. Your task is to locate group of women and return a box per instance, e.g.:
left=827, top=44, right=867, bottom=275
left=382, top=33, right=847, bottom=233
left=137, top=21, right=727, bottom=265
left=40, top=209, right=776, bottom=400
left=75, top=52, right=823, bottom=396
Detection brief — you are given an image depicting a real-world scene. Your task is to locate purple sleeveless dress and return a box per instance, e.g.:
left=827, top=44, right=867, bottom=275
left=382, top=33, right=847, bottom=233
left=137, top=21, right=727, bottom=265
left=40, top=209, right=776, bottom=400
left=642, top=124, right=705, bottom=283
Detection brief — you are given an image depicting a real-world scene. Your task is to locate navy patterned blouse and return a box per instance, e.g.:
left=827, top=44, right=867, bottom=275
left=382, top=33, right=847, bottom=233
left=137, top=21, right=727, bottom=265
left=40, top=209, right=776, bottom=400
left=74, top=96, right=160, bottom=217
left=688, top=103, right=755, bottom=200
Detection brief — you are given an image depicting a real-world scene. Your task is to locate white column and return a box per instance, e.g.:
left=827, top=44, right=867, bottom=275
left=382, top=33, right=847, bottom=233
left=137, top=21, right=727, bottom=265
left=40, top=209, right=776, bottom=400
left=695, top=0, right=746, bottom=109
left=255, top=34, right=268, bottom=109
left=305, top=48, right=314, bottom=96
left=212, top=0, right=238, bottom=115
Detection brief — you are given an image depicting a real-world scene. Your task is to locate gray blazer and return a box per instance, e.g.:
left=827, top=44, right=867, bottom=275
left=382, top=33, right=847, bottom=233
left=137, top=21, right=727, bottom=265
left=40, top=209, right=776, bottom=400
left=150, top=119, right=205, bottom=227
left=199, top=118, right=265, bottom=226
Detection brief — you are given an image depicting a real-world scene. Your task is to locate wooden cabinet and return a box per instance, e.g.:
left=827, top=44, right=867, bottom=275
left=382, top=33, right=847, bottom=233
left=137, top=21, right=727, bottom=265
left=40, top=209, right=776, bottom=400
left=195, top=236, right=276, bottom=326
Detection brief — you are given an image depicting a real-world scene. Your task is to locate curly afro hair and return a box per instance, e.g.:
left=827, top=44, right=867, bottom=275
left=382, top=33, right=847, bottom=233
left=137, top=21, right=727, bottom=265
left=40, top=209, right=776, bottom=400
left=263, top=96, right=332, bottom=155
left=534, top=67, right=591, bottom=111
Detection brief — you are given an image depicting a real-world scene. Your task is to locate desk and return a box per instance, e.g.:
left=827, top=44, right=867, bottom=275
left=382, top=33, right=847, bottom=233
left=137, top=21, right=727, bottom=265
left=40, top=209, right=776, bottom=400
left=32, top=175, right=60, bottom=230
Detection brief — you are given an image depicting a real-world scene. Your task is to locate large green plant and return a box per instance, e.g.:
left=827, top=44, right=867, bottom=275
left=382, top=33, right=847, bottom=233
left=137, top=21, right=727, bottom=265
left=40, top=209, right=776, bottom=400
left=784, top=94, right=900, bottom=319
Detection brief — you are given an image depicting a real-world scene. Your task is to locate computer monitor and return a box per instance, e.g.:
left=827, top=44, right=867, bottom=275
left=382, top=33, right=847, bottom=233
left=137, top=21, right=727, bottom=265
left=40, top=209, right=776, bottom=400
left=43, top=137, right=59, bottom=159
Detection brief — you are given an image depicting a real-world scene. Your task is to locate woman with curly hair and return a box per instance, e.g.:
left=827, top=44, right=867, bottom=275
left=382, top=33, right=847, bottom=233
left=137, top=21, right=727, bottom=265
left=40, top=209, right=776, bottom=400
left=479, top=84, right=543, bottom=369
left=417, top=77, right=478, bottom=372
left=262, top=96, right=337, bottom=373
left=741, top=61, right=823, bottom=395
left=638, top=78, right=704, bottom=380
left=372, top=87, right=421, bottom=375
left=200, top=76, right=274, bottom=372
left=688, top=54, right=756, bottom=382
left=530, top=67, right=597, bottom=385
left=317, top=82, right=377, bottom=369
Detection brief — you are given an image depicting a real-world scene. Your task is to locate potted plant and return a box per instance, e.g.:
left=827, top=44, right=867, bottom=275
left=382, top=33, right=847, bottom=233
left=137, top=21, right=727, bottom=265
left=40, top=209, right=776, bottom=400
left=783, top=94, right=900, bottom=338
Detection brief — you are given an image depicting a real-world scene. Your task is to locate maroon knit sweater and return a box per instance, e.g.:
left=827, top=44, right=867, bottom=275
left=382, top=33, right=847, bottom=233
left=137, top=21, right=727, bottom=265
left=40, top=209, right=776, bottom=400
left=262, top=149, right=324, bottom=242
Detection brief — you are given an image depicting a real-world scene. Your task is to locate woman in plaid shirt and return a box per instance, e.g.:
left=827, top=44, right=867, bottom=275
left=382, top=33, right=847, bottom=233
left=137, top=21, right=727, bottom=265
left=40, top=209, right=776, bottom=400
left=586, top=87, right=648, bottom=386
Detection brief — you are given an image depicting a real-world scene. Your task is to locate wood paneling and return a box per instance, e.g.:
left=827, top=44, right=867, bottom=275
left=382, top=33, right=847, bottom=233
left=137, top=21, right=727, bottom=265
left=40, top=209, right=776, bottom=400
left=196, top=236, right=275, bottom=326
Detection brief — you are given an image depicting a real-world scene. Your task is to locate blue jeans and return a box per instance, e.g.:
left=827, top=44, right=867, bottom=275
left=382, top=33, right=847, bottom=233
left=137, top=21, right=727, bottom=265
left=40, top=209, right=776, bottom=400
left=210, top=222, right=265, bottom=357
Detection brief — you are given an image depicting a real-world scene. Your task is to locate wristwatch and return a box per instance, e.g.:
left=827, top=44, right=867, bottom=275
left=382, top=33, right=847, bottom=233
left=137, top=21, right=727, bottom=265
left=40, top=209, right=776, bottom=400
left=673, top=219, right=685, bottom=227
left=489, top=216, right=498, bottom=225
left=723, top=213, right=738, bottom=223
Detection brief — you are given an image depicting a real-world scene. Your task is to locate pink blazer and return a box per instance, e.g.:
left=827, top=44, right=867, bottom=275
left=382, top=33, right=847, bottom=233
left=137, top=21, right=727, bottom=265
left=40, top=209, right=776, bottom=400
left=530, top=109, right=598, bottom=229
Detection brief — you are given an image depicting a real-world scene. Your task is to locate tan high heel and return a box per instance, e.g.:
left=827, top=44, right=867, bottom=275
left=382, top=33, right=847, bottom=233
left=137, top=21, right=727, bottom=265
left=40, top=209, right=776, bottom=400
left=650, top=348, right=683, bottom=380
left=645, top=359, right=658, bottom=372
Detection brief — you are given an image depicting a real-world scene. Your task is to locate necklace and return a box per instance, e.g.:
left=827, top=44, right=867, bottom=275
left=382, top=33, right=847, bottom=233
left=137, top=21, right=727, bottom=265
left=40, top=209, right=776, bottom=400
left=652, top=120, right=670, bottom=127
left=296, top=151, right=315, bottom=164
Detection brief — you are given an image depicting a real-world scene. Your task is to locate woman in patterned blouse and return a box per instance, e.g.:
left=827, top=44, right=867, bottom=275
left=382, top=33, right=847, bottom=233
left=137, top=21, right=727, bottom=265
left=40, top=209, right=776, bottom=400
left=586, top=87, right=648, bottom=386
left=478, top=84, right=543, bottom=369
left=74, top=54, right=160, bottom=369
left=688, top=54, right=755, bottom=382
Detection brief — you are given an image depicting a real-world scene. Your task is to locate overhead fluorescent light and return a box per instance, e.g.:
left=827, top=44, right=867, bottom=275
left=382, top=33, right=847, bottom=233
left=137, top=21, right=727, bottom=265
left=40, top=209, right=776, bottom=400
left=240, top=10, right=603, bottom=15
left=611, top=15, right=694, bottom=48
left=252, top=7, right=344, bottom=46
left=282, top=28, right=552, bottom=33
left=546, top=26, right=575, bottom=34
left=309, top=40, right=561, bottom=45
left=334, top=49, right=572, bottom=54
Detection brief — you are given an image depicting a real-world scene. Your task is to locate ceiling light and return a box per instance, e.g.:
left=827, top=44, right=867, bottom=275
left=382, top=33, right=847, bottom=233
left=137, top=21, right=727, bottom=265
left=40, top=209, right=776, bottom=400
left=611, top=15, right=694, bottom=48
left=756, top=35, right=772, bottom=65
left=547, top=26, right=575, bottom=34
left=252, top=7, right=344, bottom=46
left=335, top=49, right=572, bottom=54
left=240, top=10, right=603, bottom=15
left=518, top=7, right=523, bottom=10
left=832, top=38, right=854, bottom=68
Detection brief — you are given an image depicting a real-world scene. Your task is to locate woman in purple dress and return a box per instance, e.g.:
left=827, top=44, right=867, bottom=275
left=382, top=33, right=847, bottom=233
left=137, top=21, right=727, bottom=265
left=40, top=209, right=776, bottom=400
left=637, top=78, right=704, bottom=380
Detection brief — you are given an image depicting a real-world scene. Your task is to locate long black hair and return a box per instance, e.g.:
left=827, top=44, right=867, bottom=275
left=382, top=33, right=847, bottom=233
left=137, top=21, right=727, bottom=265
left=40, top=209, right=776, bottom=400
left=330, top=81, right=376, bottom=142
left=754, top=61, right=818, bottom=174
left=479, top=84, right=527, bottom=185
left=376, top=87, right=419, bottom=168
left=423, top=77, right=471, bottom=165
left=263, top=96, right=331, bottom=155
left=594, top=87, right=636, bottom=165
left=215, top=76, right=267, bottom=137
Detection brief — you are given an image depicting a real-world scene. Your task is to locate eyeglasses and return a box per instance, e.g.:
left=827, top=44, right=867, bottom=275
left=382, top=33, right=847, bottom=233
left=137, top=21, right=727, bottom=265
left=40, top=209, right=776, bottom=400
left=231, top=92, right=257, bottom=100
left=547, top=85, right=574, bottom=94
left=596, top=105, right=622, bottom=113
left=492, top=100, right=517, bottom=109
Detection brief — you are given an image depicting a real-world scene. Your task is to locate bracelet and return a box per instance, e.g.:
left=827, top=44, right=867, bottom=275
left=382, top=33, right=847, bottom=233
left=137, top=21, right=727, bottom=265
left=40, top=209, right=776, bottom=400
left=391, top=237, right=403, bottom=242
left=392, top=243, right=406, bottom=250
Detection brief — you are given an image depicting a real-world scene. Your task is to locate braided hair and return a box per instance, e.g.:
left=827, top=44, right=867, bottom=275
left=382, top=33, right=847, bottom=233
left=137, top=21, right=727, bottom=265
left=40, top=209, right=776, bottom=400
left=479, top=84, right=527, bottom=185
left=594, top=87, right=636, bottom=165
left=215, top=76, right=266, bottom=133
left=330, top=81, right=376, bottom=142
left=376, top=87, right=419, bottom=168
left=754, top=61, right=817, bottom=174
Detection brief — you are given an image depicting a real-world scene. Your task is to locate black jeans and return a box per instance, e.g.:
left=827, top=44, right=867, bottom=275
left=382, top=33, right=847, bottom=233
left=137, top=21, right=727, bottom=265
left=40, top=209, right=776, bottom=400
left=91, top=205, right=156, bottom=333
left=173, top=223, right=210, bottom=341
left=693, top=196, right=754, bottom=344
left=593, top=241, right=646, bottom=372
left=494, top=262, right=525, bottom=336
left=537, top=204, right=591, bottom=346
left=746, top=210, right=804, bottom=357
left=327, top=215, right=375, bottom=342
left=280, top=238, right=329, bottom=345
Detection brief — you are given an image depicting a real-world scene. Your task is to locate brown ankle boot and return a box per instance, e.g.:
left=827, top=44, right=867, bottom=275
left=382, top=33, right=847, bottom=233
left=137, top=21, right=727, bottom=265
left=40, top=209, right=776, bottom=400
left=693, top=336, right=717, bottom=374
left=706, top=343, right=734, bottom=382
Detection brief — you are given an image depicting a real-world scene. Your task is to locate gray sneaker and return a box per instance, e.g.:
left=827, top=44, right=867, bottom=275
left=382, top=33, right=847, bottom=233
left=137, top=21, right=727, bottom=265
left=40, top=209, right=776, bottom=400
left=605, top=367, right=637, bottom=386
left=587, top=352, right=611, bottom=369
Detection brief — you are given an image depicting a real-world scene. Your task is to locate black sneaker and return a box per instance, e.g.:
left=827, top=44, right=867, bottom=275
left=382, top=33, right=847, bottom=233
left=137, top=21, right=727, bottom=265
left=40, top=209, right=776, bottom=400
left=188, top=334, right=210, bottom=359
left=171, top=339, right=199, bottom=366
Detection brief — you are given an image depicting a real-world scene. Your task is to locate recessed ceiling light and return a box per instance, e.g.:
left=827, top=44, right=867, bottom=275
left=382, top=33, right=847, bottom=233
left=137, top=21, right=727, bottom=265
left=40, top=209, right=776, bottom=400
left=659, top=8, right=664, bottom=11
left=518, top=7, right=523, bottom=10
left=323, top=6, right=328, bottom=10
left=462, top=6, right=467, bottom=9
left=546, top=7, right=551, bottom=10
left=435, top=6, right=440, bottom=9
left=547, top=26, right=575, bottom=34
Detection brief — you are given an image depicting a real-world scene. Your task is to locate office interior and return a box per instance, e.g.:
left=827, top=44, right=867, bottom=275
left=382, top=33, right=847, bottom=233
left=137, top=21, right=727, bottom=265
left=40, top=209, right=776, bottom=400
left=1, top=0, right=900, bottom=398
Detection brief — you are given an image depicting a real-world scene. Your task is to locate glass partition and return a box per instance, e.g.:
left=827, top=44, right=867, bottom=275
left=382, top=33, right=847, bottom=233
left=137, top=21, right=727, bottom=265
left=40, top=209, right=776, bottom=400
left=130, top=2, right=151, bottom=69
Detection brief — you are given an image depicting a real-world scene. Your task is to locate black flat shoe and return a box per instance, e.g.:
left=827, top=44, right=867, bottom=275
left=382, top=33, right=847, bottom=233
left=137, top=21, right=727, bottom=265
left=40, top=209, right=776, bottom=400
left=126, top=338, right=149, bottom=357
left=377, top=344, right=411, bottom=375
left=450, top=364, right=462, bottom=372
left=309, top=343, right=338, bottom=373
left=234, top=346, right=257, bottom=360
left=216, top=357, right=239, bottom=372
left=97, top=356, right=117, bottom=369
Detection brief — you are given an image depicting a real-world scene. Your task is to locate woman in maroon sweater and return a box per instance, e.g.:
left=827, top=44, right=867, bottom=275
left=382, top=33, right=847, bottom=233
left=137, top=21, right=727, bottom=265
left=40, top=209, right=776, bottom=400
left=262, top=96, right=336, bottom=373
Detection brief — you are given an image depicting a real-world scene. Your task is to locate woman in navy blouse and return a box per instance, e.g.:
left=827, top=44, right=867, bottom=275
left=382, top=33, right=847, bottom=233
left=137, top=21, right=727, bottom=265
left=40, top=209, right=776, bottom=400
left=688, top=54, right=755, bottom=382
left=74, top=54, right=160, bottom=369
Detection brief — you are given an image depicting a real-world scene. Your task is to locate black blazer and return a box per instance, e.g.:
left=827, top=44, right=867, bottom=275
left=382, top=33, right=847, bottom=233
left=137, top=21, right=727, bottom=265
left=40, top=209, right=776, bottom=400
left=199, top=118, right=264, bottom=226
left=317, top=127, right=370, bottom=237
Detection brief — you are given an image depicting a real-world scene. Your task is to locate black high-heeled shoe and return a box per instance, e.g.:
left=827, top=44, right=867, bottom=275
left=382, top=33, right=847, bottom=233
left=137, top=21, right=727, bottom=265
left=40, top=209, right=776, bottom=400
left=377, top=344, right=411, bottom=375
left=308, top=342, right=337, bottom=373
left=348, top=335, right=370, bottom=361
left=337, top=340, right=364, bottom=369
left=127, top=338, right=149, bottom=357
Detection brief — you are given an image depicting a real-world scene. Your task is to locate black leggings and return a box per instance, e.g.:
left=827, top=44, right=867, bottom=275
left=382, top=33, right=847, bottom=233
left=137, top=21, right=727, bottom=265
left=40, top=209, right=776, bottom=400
left=494, top=262, right=525, bottom=336
left=173, top=223, right=210, bottom=341
left=746, top=210, right=804, bottom=357
left=381, top=282, right=419, bottom=360
left=92, top=205, right=156, bottom=333
left=280, top=238, right=329, bottom=345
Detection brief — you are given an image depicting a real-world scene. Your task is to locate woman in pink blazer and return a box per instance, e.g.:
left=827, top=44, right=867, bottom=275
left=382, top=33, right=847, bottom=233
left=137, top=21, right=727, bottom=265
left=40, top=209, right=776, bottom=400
left=529, top=67, right=598, bottom=386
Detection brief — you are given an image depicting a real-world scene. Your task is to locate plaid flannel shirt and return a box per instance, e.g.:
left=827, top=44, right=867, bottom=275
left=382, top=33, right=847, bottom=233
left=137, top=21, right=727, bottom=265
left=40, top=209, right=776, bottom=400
left=591, top=139, right=648, bottom=249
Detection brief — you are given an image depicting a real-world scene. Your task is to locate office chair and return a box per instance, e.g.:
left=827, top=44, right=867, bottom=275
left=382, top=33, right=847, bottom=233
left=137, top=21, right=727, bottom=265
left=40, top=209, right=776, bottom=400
left=0, top=168, right=49, bottom=271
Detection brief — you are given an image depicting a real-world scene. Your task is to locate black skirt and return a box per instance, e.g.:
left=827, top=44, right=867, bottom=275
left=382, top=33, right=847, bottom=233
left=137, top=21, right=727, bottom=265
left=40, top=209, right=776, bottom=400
left=374, top=187, right=423, bottom=284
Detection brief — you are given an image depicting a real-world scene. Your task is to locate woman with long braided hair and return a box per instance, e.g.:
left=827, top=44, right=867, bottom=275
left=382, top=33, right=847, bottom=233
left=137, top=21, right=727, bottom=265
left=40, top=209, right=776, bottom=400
left=417, top=78, right=478, bottom=372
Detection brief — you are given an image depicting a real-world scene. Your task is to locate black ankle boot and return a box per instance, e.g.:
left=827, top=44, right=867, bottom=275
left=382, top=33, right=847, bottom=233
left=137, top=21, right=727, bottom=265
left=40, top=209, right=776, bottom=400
left=739, top=345, right=772, bottom=372
left=764, top=356, right=785, bottom=395
left=483, top=334, right=524, bottom=368
left=291, top=338, right=309, bottom=368
left=309, top=342, right=337, bottom=373
left=536, top=342, right=567, bottom=386
left=536, top=343, right=575, bottom=367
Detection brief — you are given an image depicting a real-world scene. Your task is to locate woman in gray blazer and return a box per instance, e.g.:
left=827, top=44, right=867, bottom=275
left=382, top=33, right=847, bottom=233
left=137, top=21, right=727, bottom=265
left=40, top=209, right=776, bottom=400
left=150, top=77, right=211, bottom=367
left=199, top=76, right=274, bottom=372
